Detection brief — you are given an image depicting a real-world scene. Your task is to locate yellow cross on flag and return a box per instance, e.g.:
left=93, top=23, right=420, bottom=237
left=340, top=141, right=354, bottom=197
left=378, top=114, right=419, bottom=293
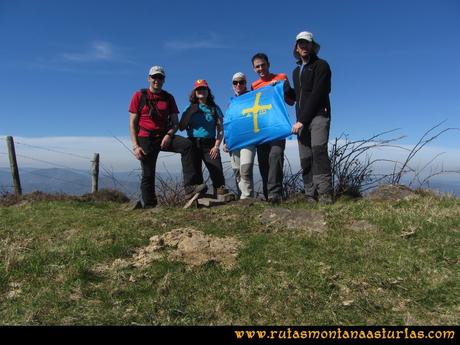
left=242, top=92, right=272, bottom=133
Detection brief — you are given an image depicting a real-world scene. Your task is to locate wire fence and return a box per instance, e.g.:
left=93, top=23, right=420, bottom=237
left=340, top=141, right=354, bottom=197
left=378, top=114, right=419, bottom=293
left=14, top=153, right=91, bottom=174
left=0, top=136, right=248, bottom=200
left=13, top=140, right=92, bottom=160
left=27, top=171, right=90, bottom=189
left=0, top=136, right=140, bottom=198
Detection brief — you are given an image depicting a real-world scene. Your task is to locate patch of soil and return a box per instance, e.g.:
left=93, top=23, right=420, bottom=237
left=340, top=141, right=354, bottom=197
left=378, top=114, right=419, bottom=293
left=258, top=208, right=327, bottom=233
left=102, top=228, right=241, bottom=270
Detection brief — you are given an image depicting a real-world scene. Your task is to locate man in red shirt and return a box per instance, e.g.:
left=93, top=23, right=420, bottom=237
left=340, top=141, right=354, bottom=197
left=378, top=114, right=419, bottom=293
left=251, top=53, right=295, bottom=203
left=129, top=66, right=205, bottom=208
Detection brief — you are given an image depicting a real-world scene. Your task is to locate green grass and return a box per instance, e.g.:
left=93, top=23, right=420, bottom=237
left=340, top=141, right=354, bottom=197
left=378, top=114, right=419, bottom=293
left=0, top=195, right=459, bottom=325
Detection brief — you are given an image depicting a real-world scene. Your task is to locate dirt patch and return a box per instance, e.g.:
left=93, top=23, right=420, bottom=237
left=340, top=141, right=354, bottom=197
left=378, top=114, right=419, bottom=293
left=258, top=208, right=327, bottom=233
left=99, top=228, right=240, bottom=271
left=366, top=184, right=419, bottom=201
left=137, top=228, right=240, bottom=269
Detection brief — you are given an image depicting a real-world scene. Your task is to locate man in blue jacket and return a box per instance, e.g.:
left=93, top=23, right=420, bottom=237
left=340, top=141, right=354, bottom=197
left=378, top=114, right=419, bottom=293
left=291, top=31, right=333, bottom=204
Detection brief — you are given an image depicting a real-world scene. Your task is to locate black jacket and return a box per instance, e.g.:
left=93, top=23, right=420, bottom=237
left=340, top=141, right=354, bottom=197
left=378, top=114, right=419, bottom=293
left=292, top=54, right=331, bottom=125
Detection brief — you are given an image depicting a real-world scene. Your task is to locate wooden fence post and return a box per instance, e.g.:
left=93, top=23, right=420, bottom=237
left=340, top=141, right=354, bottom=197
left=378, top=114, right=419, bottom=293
left=6, top=136, right=22, bottom=196
left=91, top=153, right=99, bottom=193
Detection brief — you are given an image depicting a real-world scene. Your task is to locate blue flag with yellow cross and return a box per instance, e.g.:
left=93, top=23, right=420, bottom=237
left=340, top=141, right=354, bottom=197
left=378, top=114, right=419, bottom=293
left=224, top=82, right=292, bottom=151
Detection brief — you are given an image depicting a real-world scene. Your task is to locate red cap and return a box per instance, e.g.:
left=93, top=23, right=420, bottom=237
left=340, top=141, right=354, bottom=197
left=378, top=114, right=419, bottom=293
left=193, top=79, right=209, bottom=90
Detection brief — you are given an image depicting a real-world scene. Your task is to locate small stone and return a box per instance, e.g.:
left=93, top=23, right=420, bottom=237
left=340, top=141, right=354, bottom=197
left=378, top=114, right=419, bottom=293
left=216, top=193, right=236, bottom=202
left=342, top=299, right=354, bottom=306
left=197, top=198, right=226, bottom=207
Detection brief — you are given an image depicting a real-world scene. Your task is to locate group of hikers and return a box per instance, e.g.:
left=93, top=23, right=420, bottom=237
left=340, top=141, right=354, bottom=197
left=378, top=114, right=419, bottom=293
left=128, top=31, right=333, bottom=208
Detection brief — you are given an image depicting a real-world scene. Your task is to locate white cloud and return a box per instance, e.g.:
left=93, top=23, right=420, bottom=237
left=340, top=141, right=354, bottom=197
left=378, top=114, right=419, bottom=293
left=164, top=33, right=227, bottom=51
left=61, top=41, right=114, bottom=62
left=30, top=41, right=136, bottom=72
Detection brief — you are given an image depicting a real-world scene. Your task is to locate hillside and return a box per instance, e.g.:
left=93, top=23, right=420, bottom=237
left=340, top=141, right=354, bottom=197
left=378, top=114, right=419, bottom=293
left=0, top=168, right=141, bottom=197
left=0, top=189, right=459, bottom=325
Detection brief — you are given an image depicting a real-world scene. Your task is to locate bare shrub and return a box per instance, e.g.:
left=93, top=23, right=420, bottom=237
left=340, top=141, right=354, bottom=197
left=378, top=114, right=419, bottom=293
left=282, top=156, right=304, bottom=200
left=156, top=172, right=185, bottom=207
left=388, top=121, right=460, bottom=188
left=282, top=122, right=459, bottom=199
left=0, top=192, right=19, bottom=207
left=329, top=130, right=405, bottom=198
left=155, top=159, right=238, bottom=206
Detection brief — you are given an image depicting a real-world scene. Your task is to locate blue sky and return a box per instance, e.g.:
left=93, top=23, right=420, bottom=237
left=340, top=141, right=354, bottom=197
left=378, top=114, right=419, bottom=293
left=0, top=0, right=459, bottom=175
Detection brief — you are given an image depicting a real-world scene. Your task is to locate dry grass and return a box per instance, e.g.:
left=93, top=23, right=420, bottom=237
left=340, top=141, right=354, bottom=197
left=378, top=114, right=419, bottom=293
left=0, top=189, right=129, bottom=207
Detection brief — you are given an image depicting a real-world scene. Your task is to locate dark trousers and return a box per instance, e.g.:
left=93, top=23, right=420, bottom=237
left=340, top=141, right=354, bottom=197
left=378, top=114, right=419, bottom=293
left=257, top=139, right=285, bottom=200
left=138, top=135, right=197, bottom=207
left=298, top=116, right=332, bottom=196
left=190, top=137, right=225, bottom=191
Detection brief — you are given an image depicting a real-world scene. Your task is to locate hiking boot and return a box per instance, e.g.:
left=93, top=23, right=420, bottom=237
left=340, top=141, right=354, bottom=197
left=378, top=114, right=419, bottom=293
left=185, top=184, right=207, bottom=200
left=126, top=200, right=143, bottom=210
left=267, top=195, right=281, bottom=205
left=318, top=194, right=333, bottom=205
left=143, top=197, right=158, bottom=209
left=216, top=185, right=228, bottom=195
left=238, top=197, right=256, bottom=206
left=305, top=195, right=317, bottom=204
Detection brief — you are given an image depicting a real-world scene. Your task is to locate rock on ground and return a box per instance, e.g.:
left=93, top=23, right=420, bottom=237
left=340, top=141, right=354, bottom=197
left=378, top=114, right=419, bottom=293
left=258, top=208, right=327, bottom=233
left=366, top=184, right=419, bottom=201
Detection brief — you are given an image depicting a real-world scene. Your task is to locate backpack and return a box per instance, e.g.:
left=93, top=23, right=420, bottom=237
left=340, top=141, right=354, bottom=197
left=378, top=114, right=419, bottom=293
left=135, top=89, right=173, bottom=135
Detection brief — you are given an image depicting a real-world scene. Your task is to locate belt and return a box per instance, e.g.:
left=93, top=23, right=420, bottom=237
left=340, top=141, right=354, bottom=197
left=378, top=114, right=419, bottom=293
left=189, top=137, right=214, bottom=143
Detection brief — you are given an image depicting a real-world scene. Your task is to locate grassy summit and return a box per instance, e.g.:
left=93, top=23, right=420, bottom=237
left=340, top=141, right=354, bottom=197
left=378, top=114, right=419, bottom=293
left=0, top=189, right=459, bottom=325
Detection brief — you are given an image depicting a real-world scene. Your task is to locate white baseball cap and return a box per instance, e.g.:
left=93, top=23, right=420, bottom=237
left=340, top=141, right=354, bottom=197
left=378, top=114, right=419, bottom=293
left=232, top=72, right=246, bottom=81
left=295, top=31, right=320, bottom=54
left=148, top=65, right=165, bottom=77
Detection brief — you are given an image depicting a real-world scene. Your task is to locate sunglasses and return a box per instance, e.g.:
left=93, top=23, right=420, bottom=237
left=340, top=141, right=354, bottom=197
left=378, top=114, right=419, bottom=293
left=150, top=74, right=165, bottom=80
left=233, top=80, right=246, bottom=85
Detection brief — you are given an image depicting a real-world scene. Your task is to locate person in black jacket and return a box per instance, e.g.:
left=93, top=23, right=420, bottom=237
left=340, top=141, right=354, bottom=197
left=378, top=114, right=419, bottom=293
left=291, top=31, right=333, bottom=204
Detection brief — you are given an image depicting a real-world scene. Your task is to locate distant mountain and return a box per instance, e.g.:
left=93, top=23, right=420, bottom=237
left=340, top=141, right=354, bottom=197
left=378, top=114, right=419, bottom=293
left=0, top=168, right=140, bottom=197
left=397, top=174, right=460, bottom=196
left=1, top=167, right=458, bottom=197
left=0, top=170, right=12, bottom=192
left=423, top=178, right=460, bottom=196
